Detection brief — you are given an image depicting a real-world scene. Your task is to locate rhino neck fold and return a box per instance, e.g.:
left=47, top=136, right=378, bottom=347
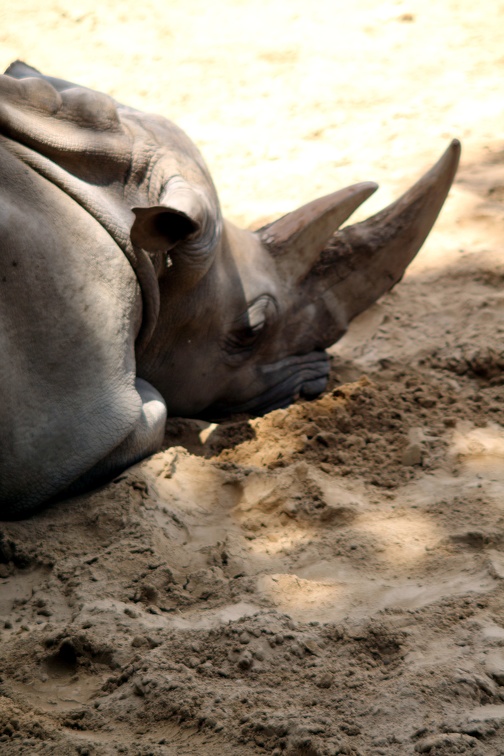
left=0, top=135, right=160, bottom=351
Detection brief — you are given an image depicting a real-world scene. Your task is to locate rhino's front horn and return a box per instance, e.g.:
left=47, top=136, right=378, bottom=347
left=318, top=139, right=461, bottom=326
left=258, top=182, right=378, bottom=280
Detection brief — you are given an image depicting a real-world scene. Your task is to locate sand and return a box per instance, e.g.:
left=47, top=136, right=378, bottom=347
left=1, top=1, right=504, bottom=753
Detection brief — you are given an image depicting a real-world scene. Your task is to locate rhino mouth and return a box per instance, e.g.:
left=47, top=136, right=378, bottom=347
left=204, top=351, right=331, bottom=419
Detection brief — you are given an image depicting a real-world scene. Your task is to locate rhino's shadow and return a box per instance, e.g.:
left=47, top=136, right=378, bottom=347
left=163, top=415, right=257, bottom=458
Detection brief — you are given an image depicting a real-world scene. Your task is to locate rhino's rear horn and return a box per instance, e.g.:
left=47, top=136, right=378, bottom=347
left=319, top=139, right=461, bottom=324
left=258, top=182, right=378, bottom=281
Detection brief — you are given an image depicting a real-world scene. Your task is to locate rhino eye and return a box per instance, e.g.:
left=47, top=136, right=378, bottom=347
left=226, top=296, right=273, bottom=355
left=227, top=319, right=265, bottom=352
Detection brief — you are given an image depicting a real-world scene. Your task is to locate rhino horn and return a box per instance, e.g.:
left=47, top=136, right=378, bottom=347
left=258, top=182, right=378, bottom=280
left=317, top=139, right=461, bottom=327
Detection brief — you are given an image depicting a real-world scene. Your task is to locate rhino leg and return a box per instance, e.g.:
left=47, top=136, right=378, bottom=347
left=0, top=141, right=162, bottom=518
left=62, top=379, right=167, bottom=496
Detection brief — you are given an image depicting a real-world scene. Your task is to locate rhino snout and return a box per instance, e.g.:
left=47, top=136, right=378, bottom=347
left=204, top=351, right=330, bottom=419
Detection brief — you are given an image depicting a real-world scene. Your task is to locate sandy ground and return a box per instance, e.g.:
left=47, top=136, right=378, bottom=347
left=1, top=1, right=504, bottom=754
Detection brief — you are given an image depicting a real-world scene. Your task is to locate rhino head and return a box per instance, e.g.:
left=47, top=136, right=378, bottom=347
left=133, top=139, right=460, bottom=418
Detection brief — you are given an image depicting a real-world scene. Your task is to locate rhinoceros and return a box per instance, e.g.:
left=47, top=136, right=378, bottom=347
left=0, top=61, right=460, bottom=516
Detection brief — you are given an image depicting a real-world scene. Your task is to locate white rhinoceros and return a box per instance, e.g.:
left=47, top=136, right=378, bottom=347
left=0, top=61, right=460, bottom=516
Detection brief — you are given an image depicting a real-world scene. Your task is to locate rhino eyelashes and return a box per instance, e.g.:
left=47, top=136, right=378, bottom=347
left=224, top=296, right=277, bottom=357
left=224, top=317, right=267, bottom=358
left=225, top=325, right=263, bottom=354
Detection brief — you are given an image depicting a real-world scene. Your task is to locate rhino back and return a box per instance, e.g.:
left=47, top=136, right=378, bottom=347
left=0, top=138, right=143, bottom=515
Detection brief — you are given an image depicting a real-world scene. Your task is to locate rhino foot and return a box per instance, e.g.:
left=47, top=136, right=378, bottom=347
left=61, top=379, right=167, bottom=498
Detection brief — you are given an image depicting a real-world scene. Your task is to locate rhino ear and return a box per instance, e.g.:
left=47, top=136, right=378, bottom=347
left=131, top=177, right=208, bottom=253
left=130, top=207, right=200, bottom=252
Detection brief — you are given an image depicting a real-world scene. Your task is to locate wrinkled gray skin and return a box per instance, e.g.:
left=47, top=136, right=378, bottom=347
left=0, top=62, right=460, bottom=517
